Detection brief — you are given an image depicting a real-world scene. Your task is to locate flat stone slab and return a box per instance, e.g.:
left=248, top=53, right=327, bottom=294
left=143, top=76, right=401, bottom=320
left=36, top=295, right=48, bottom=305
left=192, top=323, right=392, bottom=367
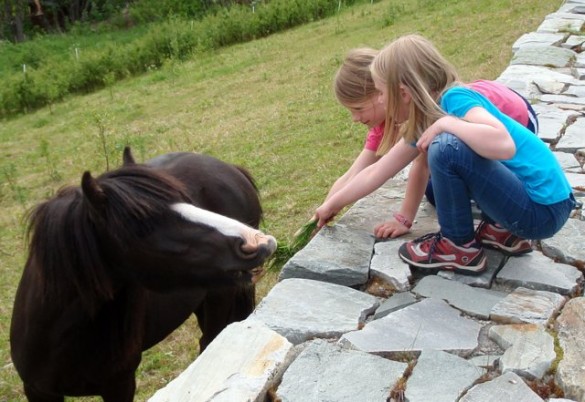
left=541, top=217, right=585, bottom=266
left=511, top=46, right=576, bottom=68
left=563, top=34, right=585, bottom=49
left=413, top=275, right=507, bottom=320
left=373, top=291, right=417, bottom=320
left=555, top=297, right=585, bottom=401
left=148, top=320, right=293, bottom=402
left=537, top=17, right=584, bottom=33
left=370, top=239, right=413, bottom=292
left=533, top=104, right=581, bottom=143
left=512, top=32, right=566, bottom=51
left=557, top=117, right=585, bottom=152
left=339, top=298, right=481, bottom=358
left=489, top=324, right=555, bottom=380
left=565, top=171, right=585, bottom=189
left=250, top=278, right=379, bottom=344
left=459, top=371, right=544, bottom=401
left=404, top=349, right=485, bottom=402
left=495, top=251, right=583, bottom=296
left=576, top=52, right=585, bottom=68
left=533, top=79, right=568, bottom=96
left=541, top=93, right=585, bottom=105
left=276, top=339, right=407, bottom=402
left=335, top=179, right=405, bottom=233
left=497, top=65, right=579, bottom=99
left=564, top=85, right=585, bottom=97
left=546, top=11, right=585, bottom=21
left=279, top=223, right=374, bottom=287
left=489, top=323, right=549, bottom=349
left=490, top=287, right=567, bottom=325
left=555, top=151, right=582, bottom=172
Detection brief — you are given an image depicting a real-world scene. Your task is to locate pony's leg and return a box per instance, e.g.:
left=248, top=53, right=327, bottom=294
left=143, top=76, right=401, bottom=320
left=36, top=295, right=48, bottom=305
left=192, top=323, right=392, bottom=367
left=196, top=284, right=255, bottom=351
left=23, top=384, right=64, bottom=402
left=100, top=376, right=136, bottom=402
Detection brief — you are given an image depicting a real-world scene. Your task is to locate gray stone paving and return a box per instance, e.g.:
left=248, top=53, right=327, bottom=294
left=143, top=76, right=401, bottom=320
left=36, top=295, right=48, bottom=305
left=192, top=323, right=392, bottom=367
left=276, top=339, right=407, bottom=402
left=150, top=2, right=585, bottom=401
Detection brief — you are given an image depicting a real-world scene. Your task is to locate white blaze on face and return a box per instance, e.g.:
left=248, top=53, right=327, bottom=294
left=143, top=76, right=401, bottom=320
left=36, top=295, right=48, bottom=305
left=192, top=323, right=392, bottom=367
left=171, top=203, right=277, bottom=252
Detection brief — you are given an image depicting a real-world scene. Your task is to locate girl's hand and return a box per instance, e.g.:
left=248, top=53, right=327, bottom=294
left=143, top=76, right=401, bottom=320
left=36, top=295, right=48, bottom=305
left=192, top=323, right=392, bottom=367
left=416, top=116, right=449, bottom=153
left=315, top=202, right=339, bottom=228
left=374, top=219, right=410, bottom=239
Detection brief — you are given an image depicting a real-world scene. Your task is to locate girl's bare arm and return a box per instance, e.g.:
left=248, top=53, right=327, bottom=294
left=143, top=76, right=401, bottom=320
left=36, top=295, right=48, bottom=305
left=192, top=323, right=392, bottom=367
left=417, top=107, right=515, bottom=160
left=374, top=154, right=429, bottom=238
left=316, top=139, right=419, bottom=227
left=325, top=149, right=379, bottom=201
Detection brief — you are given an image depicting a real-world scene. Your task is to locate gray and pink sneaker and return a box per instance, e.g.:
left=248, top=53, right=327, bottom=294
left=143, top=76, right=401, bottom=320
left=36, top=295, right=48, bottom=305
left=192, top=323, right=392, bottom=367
left=475, top=221, right=532, bottom=256
left=398, top=232, right=487, bottom=275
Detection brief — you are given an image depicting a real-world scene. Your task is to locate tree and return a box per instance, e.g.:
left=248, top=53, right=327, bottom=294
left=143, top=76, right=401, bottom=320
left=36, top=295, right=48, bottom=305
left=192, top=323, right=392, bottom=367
left=1, top=0, right=27, bottom=42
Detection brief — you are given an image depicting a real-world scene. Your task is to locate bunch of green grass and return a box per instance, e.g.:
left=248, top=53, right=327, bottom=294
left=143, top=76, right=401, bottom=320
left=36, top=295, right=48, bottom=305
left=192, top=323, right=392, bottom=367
left=267, top=217, right=318, bottom=271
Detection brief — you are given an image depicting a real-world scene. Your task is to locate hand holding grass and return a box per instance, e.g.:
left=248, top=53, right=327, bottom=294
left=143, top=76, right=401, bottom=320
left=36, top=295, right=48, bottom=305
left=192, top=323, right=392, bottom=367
left=315, top=202, right=339, bottom=228
left=291, top=217, right=319, bottom=248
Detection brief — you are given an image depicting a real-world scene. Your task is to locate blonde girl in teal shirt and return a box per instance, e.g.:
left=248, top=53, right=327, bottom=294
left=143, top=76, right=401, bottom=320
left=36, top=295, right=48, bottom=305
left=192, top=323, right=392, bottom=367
left=315, top=34, right=574, bottom=275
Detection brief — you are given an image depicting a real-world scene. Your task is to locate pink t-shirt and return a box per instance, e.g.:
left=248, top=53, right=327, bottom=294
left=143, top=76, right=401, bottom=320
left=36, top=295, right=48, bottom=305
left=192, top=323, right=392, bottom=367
left=364, top=122, right=385, bottom=152
left=364, top=80, right=529, bottom=152
left=468, top=80, right=529, bottom=126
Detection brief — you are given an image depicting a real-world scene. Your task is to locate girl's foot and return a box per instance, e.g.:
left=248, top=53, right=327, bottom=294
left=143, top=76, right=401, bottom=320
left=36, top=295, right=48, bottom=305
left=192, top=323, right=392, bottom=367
left=475, top=221, right=532, bottom=256
left=398, top=232, right=487, bottom=275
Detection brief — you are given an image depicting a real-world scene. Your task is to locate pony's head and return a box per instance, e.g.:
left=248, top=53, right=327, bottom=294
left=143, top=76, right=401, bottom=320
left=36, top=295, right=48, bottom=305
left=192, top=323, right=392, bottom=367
left=27, top=150, right=276, bottom=313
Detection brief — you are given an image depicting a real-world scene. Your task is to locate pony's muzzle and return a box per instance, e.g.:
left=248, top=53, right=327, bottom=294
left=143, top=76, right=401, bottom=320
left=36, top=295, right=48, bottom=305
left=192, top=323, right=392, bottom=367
left=239, top=231, right=277, bottom=260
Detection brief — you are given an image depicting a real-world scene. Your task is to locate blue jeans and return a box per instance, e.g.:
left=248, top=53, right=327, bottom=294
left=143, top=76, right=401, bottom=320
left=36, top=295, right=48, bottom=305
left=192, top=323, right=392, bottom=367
left=425, top=107, right=538, bottom=207
left=427, top=133, right=575, bottom=245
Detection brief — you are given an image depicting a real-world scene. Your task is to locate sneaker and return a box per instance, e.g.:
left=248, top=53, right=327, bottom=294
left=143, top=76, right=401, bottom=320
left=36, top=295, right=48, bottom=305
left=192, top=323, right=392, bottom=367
left=398, top=232, right=487, bottom=275
left=475, top=221, right=532, bottom=256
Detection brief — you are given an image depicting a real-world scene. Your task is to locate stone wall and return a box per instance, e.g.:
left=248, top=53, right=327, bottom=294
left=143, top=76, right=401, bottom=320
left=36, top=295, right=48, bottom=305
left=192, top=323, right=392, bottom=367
left=149, top=2, right=585, bottom=401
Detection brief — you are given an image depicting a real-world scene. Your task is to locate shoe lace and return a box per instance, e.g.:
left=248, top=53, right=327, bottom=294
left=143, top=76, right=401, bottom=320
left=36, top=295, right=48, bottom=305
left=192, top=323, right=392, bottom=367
left=413, top=232, right=442, bottom=262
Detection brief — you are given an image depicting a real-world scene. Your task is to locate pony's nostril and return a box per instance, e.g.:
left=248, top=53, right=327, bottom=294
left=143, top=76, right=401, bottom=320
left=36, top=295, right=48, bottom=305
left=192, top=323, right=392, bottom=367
left=266, top=236, right=277, bottom=255
left=236, top=234, right=277, bottom=260
left=236, top=238, right=258, bottom=259
left=239, top=238, right=257, bottom=254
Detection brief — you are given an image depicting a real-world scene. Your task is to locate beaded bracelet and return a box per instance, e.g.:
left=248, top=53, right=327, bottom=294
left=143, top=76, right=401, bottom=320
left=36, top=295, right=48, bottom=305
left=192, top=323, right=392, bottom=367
left=393, top=212, right=412, bottom=229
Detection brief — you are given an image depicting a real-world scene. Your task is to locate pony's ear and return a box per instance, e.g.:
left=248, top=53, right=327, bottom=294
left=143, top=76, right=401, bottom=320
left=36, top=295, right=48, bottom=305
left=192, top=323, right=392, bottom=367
left=123, top=146, right=136, bottom=166
left=81, top=171, right=107, bottom=211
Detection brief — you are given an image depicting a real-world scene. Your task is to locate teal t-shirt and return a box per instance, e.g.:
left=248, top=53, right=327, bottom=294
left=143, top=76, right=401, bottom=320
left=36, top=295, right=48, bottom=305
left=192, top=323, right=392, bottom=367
left=439, top=86, right=571, bottom=205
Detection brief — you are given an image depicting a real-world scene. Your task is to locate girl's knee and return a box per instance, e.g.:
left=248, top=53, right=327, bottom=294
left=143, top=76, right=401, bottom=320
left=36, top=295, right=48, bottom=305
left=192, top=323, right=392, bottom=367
left=428, top=132, right=459, bottom=166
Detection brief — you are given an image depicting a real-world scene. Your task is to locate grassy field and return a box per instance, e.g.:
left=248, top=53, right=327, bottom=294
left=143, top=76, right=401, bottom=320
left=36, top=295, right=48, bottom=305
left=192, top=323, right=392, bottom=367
left=0, top=0, right=561, bottom=400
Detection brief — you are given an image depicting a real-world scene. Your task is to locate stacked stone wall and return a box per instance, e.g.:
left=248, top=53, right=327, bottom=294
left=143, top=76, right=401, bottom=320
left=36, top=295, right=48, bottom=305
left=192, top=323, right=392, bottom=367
left=150, top=2, right=585, bottom=401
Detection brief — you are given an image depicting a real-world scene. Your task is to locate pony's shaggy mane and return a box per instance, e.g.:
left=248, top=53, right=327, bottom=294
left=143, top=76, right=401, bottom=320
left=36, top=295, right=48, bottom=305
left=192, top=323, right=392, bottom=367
left=25, top=164, right=191, bottom=315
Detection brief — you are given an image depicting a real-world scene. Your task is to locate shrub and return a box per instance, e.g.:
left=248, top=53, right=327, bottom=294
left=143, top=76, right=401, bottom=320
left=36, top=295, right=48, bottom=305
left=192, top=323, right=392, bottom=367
left=0, top=0, right=367, bottom=118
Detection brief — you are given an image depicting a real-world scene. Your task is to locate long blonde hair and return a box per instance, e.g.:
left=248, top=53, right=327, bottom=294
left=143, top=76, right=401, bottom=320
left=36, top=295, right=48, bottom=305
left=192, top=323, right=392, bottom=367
left=334, top=47, right=379, bottom=107
left=371, top=34, right=459, bottom=154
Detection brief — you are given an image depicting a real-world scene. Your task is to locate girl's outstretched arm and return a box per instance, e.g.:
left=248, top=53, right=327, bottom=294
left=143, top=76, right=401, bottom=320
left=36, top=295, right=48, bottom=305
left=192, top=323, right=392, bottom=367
left=417, top=107, right=515, bottom=159
left=315, top=139, right=419, bottom=227
left=325, top=149, right=379, bottom=201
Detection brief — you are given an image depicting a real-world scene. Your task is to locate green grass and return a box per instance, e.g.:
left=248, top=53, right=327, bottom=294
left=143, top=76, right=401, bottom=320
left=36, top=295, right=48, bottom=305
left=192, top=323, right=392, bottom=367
left=0, top=0, right=561, bottom=400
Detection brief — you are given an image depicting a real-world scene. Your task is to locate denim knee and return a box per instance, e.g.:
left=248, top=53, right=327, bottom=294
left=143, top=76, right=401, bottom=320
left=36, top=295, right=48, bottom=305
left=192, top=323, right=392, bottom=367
left=428, top=132, right=460, bottom=170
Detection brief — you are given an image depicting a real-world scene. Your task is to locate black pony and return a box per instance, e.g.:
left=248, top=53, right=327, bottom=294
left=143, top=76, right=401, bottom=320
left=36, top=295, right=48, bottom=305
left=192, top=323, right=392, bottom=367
left=10, top=148, right=276, bottom=402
